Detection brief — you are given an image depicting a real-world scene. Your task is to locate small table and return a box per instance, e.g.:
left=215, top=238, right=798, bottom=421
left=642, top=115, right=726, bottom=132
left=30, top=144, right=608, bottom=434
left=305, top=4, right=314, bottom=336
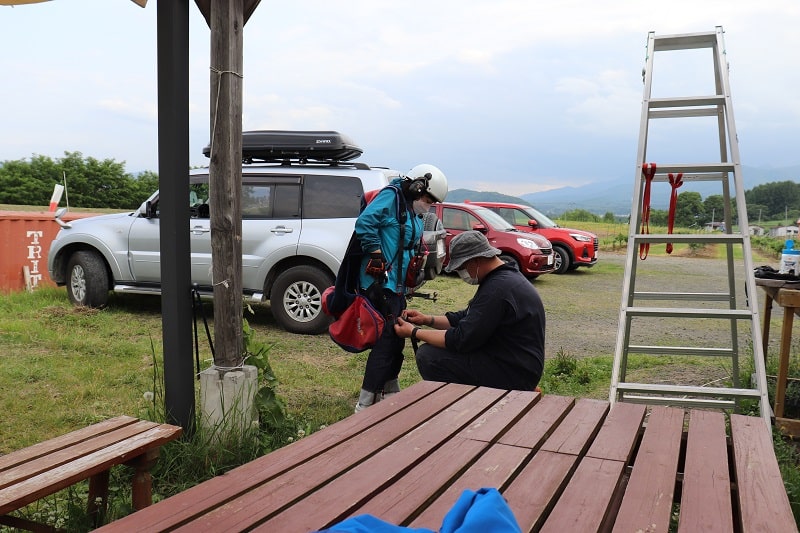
left=757, top=278, right=800, bottom=435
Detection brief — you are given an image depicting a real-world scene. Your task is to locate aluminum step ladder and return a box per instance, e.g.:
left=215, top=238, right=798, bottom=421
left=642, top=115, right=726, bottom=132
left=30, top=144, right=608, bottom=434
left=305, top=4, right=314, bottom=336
left=609, top=27, right=771, bottom=428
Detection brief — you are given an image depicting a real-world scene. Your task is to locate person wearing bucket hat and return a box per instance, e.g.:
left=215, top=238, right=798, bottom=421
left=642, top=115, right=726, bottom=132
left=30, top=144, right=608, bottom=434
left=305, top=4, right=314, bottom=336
left=395, top=231, right=545, bottom=391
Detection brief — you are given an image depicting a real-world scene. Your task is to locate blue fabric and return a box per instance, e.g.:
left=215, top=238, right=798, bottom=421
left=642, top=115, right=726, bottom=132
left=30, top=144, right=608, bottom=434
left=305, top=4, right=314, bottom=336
left=317, top=488, right=521, bottom=533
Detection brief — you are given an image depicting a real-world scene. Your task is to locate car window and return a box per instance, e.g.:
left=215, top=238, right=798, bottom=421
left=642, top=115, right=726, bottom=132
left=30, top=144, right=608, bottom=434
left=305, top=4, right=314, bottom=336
left=442, top=208, right=471, bottom=230
left=242, top=184, right=272, bottom=218
left=469, top=206, right=514, bottom=230
left=303, top=175, right=363, bottom=219
left=491, top=207, right=518, bottom=225
left=521, top=206, right=558, bottom=228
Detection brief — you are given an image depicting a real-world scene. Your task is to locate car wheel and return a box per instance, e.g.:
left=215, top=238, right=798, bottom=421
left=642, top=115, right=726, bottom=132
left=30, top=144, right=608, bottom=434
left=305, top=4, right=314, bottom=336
left=553, top=246, right=571, bottom=274
left=499, top=254, right=519, bottom=271
left=271, top=265, right=333, bottom=335
left=66, top=251, right=109, bottom=308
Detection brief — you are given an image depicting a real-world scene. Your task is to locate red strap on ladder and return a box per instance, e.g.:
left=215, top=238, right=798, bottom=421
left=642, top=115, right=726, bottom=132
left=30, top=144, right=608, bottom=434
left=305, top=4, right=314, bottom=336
left=639, top=163, right=657, bottom=260
left=665, top=172, right=683, bottom=254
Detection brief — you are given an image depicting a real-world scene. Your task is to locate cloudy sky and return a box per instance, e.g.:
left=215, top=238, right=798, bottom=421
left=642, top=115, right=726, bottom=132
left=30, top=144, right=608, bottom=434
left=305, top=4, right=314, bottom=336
left=2, top=0, right=798, bottom=196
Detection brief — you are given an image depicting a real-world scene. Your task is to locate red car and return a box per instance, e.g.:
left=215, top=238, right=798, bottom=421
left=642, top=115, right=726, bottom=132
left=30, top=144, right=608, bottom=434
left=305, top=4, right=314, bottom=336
left=468, top=201, right=598, bottom=274
left=429, top=202, right=555, bottom=278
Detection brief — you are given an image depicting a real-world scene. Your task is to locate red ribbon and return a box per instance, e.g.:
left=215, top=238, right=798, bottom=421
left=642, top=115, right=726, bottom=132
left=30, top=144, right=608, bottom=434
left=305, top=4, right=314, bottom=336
left=639, top=163, right=657, bottom=260
left=666, top=172, right=683, bottom=254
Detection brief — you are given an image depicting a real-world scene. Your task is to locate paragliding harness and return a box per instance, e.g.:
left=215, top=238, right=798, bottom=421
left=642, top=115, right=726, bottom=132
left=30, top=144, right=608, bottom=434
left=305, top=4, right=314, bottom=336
left=323, top=181, right=423, bottom=353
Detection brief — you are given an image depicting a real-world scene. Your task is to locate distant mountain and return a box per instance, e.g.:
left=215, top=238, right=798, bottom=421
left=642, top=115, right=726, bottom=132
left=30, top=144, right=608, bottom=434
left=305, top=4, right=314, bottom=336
left=446, top=189, right=532, bottom=206
left=519, top=165, right=800, bottom=217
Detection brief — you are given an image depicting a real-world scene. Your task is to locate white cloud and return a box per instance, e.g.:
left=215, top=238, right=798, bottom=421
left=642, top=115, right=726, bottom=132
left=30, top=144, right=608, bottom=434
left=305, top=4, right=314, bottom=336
left=2, top=0, right=799, bottom=197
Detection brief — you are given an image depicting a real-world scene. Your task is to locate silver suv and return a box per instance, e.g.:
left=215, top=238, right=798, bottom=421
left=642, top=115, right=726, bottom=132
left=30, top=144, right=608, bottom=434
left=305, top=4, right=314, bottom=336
left=47, top=131, right=408, bottom=335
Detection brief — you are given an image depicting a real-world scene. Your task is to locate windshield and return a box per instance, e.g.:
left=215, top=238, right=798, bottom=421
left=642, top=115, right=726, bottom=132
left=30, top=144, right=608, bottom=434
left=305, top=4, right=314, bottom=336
left=522, top=206, right=559, bottom=228
left=471, top=206, right=516, bottom=231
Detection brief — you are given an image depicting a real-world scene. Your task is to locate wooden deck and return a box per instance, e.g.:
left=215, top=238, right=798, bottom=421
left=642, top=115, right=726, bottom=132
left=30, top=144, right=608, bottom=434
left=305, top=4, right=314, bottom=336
left=98, top=381, right=797, bottom=532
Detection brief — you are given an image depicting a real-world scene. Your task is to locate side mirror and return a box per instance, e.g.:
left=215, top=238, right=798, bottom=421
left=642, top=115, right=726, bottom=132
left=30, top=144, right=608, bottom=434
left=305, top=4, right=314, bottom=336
left=471, top=223, right=488, bottom=233
left=528, top=219, right=538, bottom=229
left=144, top=201, right=157, bottom=218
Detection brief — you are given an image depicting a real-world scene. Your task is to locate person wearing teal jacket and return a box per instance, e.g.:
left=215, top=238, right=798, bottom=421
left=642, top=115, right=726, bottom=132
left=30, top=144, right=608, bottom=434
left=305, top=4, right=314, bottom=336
left=352, top=164, right=448, bottom=412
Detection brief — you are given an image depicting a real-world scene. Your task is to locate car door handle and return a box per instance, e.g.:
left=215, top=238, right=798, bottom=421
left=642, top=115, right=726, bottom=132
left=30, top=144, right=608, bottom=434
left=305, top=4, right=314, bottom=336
left=190, top=226, right=210, bottom=235
left=270, top=226, right=294, bottom=235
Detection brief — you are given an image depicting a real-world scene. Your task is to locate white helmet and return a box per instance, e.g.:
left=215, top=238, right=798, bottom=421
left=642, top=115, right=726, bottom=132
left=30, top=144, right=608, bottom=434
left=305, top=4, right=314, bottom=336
left=407, top=163, right=448, bottom=203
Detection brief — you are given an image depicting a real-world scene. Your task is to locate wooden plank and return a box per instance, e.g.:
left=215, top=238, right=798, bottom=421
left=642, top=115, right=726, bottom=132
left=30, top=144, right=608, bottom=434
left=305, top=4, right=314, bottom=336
left=497, top=394, right=574, bottom=448
left=612, top=406, right=684, bottom=533
left=678, top=410, right=732, bottom=532
left=540, top=398, right=609, bottom=455
left=539, top=457, right=626, bottom=532
left=347, top=438, right=488, bottom=527
left=0, top=425, right=181, bottom=514
left=407, top=443, right=532, bottom=530
left=586, top=402, right=647, bottom=461
left=96, top=380, right=455, bottom=532
left=0, top=416, right=140, bottom=472
left=347, top=391, right=539, bottom=525
left=456, top=389, right=540, bottom=443
left=249, top=387, right=510, bottom=532
left=504, top=451, right=580, bottom=531
left=730, top=414, right=798, bottom=532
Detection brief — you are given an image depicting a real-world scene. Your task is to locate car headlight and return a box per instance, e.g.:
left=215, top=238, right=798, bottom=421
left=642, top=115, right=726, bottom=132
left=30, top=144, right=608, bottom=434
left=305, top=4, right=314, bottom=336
left=517, top=237, right=540, bottom=250
left=571, top=234, right=592, bottom=242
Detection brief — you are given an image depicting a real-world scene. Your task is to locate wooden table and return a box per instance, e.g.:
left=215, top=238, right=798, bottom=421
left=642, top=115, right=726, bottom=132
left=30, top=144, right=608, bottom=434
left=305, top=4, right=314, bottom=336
left=757, top=278, right=800, bottom=435
left=97, top=381, right=796, bottom=532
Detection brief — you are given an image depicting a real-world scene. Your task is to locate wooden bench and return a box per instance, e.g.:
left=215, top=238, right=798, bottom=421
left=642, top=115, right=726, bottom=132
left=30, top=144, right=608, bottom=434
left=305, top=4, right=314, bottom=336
left=0, top=415, right=182, bottom=531
left=95, top=382, right=797, bottom=532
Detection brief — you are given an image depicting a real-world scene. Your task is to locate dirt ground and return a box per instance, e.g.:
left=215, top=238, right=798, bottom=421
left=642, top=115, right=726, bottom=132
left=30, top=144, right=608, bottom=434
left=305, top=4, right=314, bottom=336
left=533, top=248, right=788, bottom=387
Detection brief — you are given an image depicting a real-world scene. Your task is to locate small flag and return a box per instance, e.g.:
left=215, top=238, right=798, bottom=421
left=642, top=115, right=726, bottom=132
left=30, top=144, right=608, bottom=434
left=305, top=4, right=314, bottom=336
left=49, top=183, right=64, bottom=212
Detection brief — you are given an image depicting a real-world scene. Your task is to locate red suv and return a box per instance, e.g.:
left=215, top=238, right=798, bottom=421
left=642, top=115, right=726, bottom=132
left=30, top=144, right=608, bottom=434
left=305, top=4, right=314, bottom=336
left=469, top=201, right=598, bottom=274
left=429, top=202, right=555, bottom=278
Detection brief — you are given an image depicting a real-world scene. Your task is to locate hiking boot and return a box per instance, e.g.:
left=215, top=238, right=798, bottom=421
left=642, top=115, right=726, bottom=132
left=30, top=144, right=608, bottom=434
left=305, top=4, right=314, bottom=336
left=354, top=389, right=378, bottom=413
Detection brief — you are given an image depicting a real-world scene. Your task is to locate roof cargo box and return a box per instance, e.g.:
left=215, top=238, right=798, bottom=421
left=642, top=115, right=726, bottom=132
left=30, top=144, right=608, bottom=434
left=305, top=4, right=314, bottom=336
left=203, top=130, right=363, bottom=163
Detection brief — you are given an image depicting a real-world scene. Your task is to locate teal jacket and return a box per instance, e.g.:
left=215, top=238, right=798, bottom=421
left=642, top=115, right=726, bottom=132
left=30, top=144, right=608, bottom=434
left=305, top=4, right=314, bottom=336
left=354, top=179, right=423, bottom=294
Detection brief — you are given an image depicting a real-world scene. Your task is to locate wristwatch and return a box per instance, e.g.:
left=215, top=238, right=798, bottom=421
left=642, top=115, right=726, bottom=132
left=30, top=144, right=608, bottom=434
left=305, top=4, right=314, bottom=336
left=411, top=326, right=421, bottom=342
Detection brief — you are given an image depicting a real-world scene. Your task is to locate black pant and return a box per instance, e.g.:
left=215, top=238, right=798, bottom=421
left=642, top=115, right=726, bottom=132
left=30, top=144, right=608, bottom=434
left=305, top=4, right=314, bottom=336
left=361, top=290, right=406, bottom=392
left=415, top=343, right=541, bottom=391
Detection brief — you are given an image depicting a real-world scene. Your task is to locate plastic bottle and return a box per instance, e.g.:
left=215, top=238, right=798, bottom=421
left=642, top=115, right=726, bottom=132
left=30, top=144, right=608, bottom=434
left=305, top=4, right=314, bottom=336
left=779, top=239, right=800, bottom=275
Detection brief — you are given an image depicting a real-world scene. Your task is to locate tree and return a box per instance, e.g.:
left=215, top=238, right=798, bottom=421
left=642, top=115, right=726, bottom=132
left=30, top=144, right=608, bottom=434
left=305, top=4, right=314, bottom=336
left=603, top=211, right=615, bottom=223
left=675, top=191, right=704, bottom=228
left=745, top=180, right=800, bottom=219
left=0, top=153, right=158, bottom=209
left=702, top=194, right=726, bottom=225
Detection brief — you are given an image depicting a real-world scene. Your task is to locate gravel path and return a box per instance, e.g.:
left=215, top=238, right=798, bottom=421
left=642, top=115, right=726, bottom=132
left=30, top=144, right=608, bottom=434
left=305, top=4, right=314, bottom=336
left=534, top=249, right=774, bottom=362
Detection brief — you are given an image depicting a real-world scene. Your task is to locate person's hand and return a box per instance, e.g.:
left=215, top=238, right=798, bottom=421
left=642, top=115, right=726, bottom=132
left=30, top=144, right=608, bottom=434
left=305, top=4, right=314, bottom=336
left=394, top=316, right=414, bottom=338
left=365, top=251, right=387, bottom=280
left=402, top=309, right=427, bottom=326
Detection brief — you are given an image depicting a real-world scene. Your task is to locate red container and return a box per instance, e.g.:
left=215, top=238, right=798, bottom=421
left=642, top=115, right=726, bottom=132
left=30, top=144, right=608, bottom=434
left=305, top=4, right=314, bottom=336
left=0, top=211, right=97, bottom=294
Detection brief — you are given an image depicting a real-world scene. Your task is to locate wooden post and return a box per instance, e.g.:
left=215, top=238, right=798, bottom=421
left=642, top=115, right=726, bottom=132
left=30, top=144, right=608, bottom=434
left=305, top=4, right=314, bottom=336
left=208, top=0, right=244, bottom=368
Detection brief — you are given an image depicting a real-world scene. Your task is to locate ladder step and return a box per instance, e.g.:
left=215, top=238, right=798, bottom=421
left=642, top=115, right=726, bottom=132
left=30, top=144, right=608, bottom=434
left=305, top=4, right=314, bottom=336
left=649, top=96, right=726, bottom=108
left=652, top=31, right=717, bottom=51
left=633, top=291, right=731, bottom=302
left=616, top=382, right=761, bottom=398
left=641, top=162, right=734, bottom=174
left=618, top=395, right=736, bottom=410
left=650, top=172, right=728, bottom=183
left=632, top=233, right=743, bottom=244
left=649, top=96, right=726, bottom=119
left=625, top=307, right=753, bottom=319
left=626, top=345, right=734, bottom=357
